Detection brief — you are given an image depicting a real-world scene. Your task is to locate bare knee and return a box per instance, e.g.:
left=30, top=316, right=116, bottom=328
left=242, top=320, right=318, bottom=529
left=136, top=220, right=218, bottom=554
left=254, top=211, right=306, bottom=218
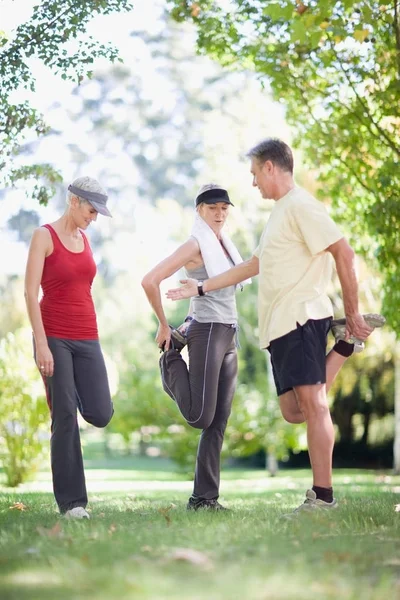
left=294, top=384, right=329, bottom=421
left=298, top=398, right=330, bottom=421
left=281, top=407, right=305, bottom=424
left=279, top=391, right=305, bottom=424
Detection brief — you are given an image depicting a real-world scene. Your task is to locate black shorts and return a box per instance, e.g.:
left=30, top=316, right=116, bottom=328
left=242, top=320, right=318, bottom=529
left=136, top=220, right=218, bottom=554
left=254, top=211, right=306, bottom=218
left=268, top=318, right=331, bottom=396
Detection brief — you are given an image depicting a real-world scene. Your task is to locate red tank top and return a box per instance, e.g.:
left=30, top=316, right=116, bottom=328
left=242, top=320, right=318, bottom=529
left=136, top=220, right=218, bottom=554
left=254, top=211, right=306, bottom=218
left=40, top=224, right=99, bottom=340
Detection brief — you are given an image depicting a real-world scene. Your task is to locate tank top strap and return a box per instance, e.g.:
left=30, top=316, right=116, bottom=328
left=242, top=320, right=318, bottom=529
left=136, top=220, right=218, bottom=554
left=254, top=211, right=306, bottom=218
left=42, top=224, right=62, bottom=250
left=80, top=230, right=92, bottom=253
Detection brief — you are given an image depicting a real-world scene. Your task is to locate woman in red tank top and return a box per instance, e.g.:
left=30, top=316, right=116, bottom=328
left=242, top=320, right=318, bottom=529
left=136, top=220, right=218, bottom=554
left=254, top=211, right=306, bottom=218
left=24, top=177, right=113, bottom=520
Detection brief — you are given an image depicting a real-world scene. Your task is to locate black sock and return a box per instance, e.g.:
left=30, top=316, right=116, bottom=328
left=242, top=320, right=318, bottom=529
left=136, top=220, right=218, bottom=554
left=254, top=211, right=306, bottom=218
left=333, top=340, right=354, bottom=357
left=312, top=485, right=333, bottom=503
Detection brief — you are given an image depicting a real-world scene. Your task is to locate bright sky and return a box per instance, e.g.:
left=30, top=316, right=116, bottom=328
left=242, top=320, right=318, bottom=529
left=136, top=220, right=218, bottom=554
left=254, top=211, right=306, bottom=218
left=0, top=0, right=289, bottom=278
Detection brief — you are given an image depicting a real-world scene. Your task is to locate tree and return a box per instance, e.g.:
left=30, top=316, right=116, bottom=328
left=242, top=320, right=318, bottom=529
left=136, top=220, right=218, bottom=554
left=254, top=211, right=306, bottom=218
left=0, top=0, right=133, bottom=205
left=167, top=0, right=400, bottom=471
left=167, top=0, right=400, bottom=333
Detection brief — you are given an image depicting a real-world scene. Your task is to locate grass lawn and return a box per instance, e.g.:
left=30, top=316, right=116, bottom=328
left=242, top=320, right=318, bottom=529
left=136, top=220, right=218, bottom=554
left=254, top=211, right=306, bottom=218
left=0, top=458, right=399, bottom=600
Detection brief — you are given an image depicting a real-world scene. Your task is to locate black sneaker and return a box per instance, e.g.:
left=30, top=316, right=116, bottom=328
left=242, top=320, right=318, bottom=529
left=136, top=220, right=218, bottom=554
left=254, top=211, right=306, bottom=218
left=187, top=497, right=228, bottom=511
left=160, top=326, right=187, bottom=352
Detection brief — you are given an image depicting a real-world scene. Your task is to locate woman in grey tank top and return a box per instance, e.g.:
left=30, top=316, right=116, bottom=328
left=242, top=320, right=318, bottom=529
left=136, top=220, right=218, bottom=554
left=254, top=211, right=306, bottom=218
left=142, top=184, right=240, bottom=511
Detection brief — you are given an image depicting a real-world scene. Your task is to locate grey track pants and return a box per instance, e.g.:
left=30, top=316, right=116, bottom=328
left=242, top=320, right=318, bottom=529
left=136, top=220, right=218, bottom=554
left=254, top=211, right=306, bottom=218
left=159, top=320, right=238, bottom=500
left=37, top=337, right=113, bottom=513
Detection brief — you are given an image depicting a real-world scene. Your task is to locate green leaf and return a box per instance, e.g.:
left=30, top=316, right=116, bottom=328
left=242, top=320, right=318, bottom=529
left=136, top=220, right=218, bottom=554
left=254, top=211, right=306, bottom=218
left=263, top=2, right=293, bottom=21
left=291, top=19, right=309, bottom=45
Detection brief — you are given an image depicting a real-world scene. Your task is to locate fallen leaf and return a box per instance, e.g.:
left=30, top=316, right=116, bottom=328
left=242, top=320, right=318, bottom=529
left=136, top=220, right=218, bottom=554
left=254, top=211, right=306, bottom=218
left=158, top=505, right=174, bottom=526
left=10, top=502, right=28, bottom=511
left=324, top=551, right=351, bottom=563
left=25, top=547, right=40, bottom=555
left=170, top=548, right=213, bottom=570
left=36, top=522, right=63, bottom=539
left=384, top=558, right=400, bottom=566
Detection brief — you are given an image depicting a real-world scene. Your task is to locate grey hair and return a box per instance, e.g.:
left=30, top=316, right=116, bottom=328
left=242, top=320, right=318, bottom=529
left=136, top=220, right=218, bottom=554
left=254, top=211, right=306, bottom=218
left=66, top=176, right=106, bottom=205
left=246, top=138, right=294, bottom=174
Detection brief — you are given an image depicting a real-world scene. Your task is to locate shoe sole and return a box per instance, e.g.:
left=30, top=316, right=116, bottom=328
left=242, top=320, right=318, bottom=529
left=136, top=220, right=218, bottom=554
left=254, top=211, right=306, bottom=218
left=170, top=326, right=187, bottom=351
left=331, top=313, right=386, bottom=328
left=170, top=327, right=187, bottom=345
left=160, top=326, right=187, bottom=352
left=331, top=313, right=385, bottom=353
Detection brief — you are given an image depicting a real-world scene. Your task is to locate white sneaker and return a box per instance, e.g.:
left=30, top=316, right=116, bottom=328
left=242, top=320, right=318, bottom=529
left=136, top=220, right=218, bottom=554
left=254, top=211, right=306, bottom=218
left=65, top=506, right=90, bottom=520
left=285, top=489, right=338, bottom=518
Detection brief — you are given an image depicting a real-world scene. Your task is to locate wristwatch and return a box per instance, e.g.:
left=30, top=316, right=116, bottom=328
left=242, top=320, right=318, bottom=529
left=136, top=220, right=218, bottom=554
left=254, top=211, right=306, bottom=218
left=197, top=281, right=205, bottom=296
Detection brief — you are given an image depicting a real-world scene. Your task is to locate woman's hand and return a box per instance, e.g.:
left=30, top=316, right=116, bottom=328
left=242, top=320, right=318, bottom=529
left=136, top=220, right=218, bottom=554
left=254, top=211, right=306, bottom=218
left=35, top=342, right=54, bottom=377
left=166, top=279, right=198, bottom=301
left=156, top=323, right=171, bottom=351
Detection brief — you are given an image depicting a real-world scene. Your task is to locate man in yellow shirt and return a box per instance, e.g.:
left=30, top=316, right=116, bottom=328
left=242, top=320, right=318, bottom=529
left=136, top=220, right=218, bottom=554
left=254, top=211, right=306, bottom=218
left=167, top=138, right=384, bottom=513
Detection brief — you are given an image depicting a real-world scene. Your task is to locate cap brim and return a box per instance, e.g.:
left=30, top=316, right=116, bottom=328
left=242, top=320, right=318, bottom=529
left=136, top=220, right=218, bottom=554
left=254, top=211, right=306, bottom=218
left=89, top=201, right=112, bottom=217
left=203, top=198, right=234, bottom=207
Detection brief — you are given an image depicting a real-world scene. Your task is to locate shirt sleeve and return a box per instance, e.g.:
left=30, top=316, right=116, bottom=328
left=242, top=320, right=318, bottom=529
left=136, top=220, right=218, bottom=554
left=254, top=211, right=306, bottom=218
left=290, top=198, right=343, bottom=256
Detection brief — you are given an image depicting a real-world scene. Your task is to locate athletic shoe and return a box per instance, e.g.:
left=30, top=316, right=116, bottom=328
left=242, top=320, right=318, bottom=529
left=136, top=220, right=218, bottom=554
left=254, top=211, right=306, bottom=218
left=65, top=506, right=90, bottom=520
left=161, top=326, right=187, bottom=352
left=170, top=326, right=187, bottom=351
left=285, top=489, right=337, bottom=517
left=187, top=497, right=228, bottom=511
left=331, top=313, right=386, bottom=353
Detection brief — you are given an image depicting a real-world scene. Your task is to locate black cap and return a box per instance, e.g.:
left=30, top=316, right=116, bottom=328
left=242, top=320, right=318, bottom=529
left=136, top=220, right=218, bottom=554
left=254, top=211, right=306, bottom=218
left=195, top=184, right=234, bottom=207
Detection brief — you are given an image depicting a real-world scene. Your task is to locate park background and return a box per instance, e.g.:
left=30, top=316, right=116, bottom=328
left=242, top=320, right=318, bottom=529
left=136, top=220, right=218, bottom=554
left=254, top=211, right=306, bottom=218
left=0, top=1, right=399, bottom=599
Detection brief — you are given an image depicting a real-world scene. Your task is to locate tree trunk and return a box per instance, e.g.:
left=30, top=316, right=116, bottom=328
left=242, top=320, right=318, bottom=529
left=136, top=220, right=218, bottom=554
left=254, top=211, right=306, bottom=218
left=266, top=452, right=278, bottom=477
left=265, top=354, right=279, bottom=477
left=393, top=342, right=400, bottom=474
left=361, top=410, right=371, bottom=446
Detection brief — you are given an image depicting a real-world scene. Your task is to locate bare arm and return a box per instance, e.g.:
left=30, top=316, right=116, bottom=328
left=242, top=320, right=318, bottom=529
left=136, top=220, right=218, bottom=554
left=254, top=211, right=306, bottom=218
left=166, top=255, right=259, bottom=300
left=24, top=228, right=54, bottom=376
left=141, top=238, right=199, bottom=349
left=327, top=238, right=373, bottom=340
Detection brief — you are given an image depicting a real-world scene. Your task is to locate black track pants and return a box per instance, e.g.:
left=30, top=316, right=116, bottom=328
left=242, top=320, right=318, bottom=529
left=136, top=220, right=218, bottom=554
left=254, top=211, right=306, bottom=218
left=36, top=337, right=113, bottom=513
left=159, top=321, right=238, bottom=500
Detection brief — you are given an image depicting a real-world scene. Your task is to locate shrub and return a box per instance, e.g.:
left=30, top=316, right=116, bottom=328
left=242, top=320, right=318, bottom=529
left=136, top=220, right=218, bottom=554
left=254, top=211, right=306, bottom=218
left=0, top=329, right=49, bottom=486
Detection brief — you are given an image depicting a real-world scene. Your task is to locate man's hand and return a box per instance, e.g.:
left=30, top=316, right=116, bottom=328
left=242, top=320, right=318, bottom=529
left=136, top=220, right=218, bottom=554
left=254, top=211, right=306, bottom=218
left=156, top=323, right=171, bottom=351
left=166, top=278, right=198, bottom=301
left=346, top=313, right=374, bottom=341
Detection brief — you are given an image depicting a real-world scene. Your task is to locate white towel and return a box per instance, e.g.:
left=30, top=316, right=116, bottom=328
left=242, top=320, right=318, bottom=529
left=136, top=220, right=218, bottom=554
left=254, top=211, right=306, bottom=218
left=191, top=214, right=252, bottom=286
